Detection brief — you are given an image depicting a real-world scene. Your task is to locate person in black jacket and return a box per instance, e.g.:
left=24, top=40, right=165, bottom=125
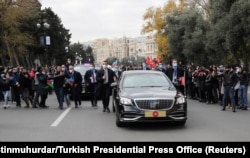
left=19, top=67, right=33, bottom=108
left=236, top=65, right=249, bottom=110
left=165, top=59, right=185, bottom=94
left=68, top=65, right=83, bottom=108
left=36, top=67, right=49, bottom=108
left=217, top=64, right=238, bottom=112
left=95, top=61, right=117, bottom=113
left=0, top=66, right=11, bottom=109
left=84, top=63, right=98, bottom=108
left=10, top=67, right=22, bottom=107
left=53, top=65, right=66, bottom=110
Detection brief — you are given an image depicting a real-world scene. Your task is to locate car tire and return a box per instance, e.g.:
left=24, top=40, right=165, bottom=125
left=112, top=89, right=116, bottom=112
left=115, top=104, right=125, bottom=127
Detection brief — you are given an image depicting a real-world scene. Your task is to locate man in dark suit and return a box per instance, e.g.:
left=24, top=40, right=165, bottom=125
left=68, top=65, right=83, bottom=108
left=95, top=60, right=117, bottom=113
left=165, top=59, right=185, bottom=94
left=84, top=63, right=98, bottom=108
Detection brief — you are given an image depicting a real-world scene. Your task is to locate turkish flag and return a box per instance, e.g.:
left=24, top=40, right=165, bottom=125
left=179, top=76, right=185, bottom=86
left=156, top=56, right=161, bottom=63
left=146, top=56, right=151, bottom=65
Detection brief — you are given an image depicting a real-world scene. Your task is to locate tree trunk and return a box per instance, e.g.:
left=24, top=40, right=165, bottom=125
left=4, top=37, right=14, bottom=66
left=12, top=48, right=20, bottom=67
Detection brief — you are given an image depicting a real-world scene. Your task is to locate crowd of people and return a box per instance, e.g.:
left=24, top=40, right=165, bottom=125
left=0, top=58, right=118, bottom=113
left=0, top=58, right=249, bottom=113
left=153, top=59, right=249, bottom=112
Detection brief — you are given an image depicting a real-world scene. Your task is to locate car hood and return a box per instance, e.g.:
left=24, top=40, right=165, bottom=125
left=120, top=87, right=177, bottom=99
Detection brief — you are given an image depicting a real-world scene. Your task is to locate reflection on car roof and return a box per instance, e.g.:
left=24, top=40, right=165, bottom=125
left=123, top=70, right=164, bottom=74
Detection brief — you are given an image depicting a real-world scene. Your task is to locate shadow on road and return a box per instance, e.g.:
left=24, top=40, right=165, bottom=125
left=120, top=122, right=187, bottom=131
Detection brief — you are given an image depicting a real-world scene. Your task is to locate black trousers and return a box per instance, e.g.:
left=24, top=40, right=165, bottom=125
left=102, top=84, right=112, bottom=109
left=12, top=86, right=21, bottom=106
left=72, top=85, right=81, bottom=106
left=86, top=83, right=96, bottom=106
left=39, top=95, right=47, bottom=107
left=93, top=83, right=103, bottom=106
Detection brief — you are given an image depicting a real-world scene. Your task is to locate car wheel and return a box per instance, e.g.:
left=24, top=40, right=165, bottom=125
left=112, top=89, right=116, bottom=112
left=112, top=104, right=115, bottom=112
left=115, top=105, right=125, bottom=127
left=176, top=121, right=186, bottom=126
left=112, top=96, right=115, bottom=112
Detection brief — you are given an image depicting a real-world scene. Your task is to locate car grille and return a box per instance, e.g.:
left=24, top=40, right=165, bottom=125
left=134, top=99, right=174, bottom=110
left=81, top=82, right=86, bottom=93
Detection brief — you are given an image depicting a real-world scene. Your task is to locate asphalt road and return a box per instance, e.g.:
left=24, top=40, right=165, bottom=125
left=0, top=91, right=249, bottom=142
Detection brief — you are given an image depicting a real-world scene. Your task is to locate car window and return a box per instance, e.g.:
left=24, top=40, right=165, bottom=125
left=122, top=73, right=171, bottom=87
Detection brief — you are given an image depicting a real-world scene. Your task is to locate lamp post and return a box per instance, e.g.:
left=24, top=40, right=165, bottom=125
left=75, top=52, right=78, bottom=65
left=37, top=20, right=50, bottom=65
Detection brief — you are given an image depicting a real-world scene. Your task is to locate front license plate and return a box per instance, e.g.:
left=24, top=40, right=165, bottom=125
left=145, top=111, right=166, bottom=118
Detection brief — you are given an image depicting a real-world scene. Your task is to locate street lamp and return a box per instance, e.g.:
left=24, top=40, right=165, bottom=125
left=37, top=20, right=50, bottom=65
left=75, top=52, right=78, bottom=65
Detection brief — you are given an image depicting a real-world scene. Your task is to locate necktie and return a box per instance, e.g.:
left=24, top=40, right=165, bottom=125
left=104, top=68, right=108, bottom=84
left=173, top=69, right=177, bottom=82
left=92, top=70, right=96, bottom=83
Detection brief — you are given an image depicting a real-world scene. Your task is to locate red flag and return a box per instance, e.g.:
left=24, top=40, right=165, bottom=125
left=156, top=56, right=161, bottom=63
left=146, top=56, right=151, bottom=65
left=179, top=76, right=185, bottom=86
left=151, top=62, right=156, bottom=68
left=29, top=70, right=35, bottom=78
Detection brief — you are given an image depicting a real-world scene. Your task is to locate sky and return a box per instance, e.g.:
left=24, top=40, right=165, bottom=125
left=40, top=0, right=168, bottom=43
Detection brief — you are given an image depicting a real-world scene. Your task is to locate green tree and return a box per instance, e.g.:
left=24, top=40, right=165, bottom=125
left=166, top=8, right=209, bottom=65
left=206, top=0, right=235, bottom=63
left=1, top=0, right=40, bottom=66
left=34, top=7, right=71, bottom=66
left=141, top=0, right=188, bottom=62
left=69, top=42, right=94, bottom=64
left=225, top=0, right=250, bottom=66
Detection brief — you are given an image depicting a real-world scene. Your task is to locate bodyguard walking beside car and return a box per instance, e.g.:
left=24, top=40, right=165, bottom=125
left=68, top=65, right=83, bottom=108
left=96, top=60, right=117, bottom=113
left=84, top=63, right=98, bottom=108
left=165, top=59, right=185, bottom=95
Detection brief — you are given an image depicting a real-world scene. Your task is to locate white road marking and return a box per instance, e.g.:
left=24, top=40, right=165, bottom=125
left=51, top=107, right=72, bottom=127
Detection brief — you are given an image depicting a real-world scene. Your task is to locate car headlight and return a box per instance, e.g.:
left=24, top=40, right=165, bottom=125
left=176, top=96, right=186, bottom=104
left=120, top=97, right=132, bottom=105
